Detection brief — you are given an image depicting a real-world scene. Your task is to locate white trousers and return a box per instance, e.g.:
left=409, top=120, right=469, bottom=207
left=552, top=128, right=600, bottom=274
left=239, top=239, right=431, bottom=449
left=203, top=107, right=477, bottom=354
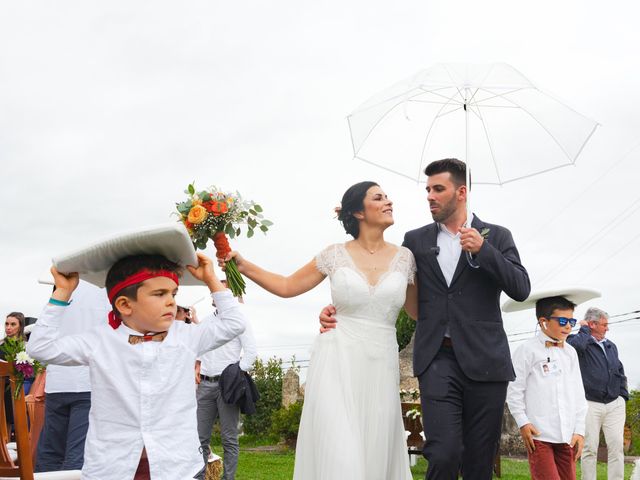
left=581, top=396, right=626, bottom=480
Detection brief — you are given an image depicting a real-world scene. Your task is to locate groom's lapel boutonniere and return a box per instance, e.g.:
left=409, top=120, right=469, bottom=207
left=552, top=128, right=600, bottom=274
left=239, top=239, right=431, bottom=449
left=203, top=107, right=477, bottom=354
left=480, top=228, right=490, bottom=240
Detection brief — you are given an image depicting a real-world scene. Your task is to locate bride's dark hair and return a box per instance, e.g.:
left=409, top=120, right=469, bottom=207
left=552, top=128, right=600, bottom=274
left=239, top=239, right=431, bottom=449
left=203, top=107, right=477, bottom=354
left=337, top=181, right=379, bottom=239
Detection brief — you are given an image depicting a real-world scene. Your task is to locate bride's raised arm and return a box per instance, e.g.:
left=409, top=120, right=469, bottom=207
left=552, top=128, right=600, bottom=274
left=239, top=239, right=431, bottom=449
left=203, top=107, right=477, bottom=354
left=220, top=251, right=325, bottom=298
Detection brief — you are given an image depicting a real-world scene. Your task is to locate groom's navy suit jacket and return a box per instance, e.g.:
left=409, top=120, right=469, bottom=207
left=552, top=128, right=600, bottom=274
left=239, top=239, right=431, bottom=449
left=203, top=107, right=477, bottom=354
left=403, top=215, right=531, bottom=382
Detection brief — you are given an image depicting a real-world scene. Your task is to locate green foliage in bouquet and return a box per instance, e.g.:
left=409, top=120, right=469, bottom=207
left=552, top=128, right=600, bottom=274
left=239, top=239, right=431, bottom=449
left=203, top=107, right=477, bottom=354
left=1, top=337, right=45, bottom=398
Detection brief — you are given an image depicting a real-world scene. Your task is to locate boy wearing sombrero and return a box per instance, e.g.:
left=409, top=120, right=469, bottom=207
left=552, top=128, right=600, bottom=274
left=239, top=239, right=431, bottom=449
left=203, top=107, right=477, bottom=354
left=504, top=288, right=596, bottom=480
left=28, top=245, right=246, bottom=480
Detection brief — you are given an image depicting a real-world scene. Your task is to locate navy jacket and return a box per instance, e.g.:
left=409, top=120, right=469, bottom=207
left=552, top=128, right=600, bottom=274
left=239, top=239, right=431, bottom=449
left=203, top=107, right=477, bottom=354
left=219, top=362, right=260, bottom=414
left=567, top=326, right=628, bottom=404
left=403, top=215, right=531, bottom=381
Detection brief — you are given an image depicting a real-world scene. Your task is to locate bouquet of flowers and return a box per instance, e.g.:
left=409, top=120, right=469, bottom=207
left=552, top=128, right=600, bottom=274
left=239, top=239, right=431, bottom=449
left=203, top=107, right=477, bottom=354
left=175, top=183, right=272, bottom=296
left=1, top=337, right=45, bottom=399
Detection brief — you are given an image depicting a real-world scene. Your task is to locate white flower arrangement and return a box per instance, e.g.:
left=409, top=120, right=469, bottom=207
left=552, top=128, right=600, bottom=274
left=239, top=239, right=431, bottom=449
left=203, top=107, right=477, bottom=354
left=405, top=407, right=422, bottom=420
left=399, top=388, right=420, bottom=402
left=15, top=351, right=34, bottom=364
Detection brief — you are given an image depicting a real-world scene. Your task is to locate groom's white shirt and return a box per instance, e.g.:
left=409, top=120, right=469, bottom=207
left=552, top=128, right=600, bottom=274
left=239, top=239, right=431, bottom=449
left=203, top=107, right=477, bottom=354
left=436, top=214, right=475, bottom=337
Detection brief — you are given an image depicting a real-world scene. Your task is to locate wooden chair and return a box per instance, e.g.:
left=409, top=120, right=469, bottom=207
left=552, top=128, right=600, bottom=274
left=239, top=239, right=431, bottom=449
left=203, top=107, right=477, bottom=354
left=0, top=360, right=34, bottom=479
left=25, top=372, right=47, bottom=464
left=0, top=362, right=81, bottom=480
left=401, top=402, right=425, bottom=456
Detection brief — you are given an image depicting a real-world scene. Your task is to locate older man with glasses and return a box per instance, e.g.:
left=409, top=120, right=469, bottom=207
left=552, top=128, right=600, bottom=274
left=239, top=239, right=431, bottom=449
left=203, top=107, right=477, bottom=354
left=567, top=307, right=629, bottom=480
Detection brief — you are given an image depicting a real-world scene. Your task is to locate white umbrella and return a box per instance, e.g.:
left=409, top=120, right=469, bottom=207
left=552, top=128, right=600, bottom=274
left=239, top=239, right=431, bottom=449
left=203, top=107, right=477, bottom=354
left=348, top=62, right=599, bottom=219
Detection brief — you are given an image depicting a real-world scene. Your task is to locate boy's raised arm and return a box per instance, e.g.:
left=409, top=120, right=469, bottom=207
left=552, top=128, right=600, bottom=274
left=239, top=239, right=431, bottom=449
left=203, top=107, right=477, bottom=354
left=185, top=253, right=246, bottom=354
left=26, top=268, right=93, bottom=366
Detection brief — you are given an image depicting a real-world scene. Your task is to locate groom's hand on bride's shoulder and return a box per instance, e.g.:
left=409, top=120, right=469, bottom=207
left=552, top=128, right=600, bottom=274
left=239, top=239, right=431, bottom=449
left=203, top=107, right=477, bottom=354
left=319, top=304, right=337, bottom=333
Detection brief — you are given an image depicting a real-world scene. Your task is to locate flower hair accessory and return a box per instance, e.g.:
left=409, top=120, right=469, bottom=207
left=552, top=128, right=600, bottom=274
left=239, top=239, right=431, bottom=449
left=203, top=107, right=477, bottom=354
left=333, top=204, right=342, bottom=218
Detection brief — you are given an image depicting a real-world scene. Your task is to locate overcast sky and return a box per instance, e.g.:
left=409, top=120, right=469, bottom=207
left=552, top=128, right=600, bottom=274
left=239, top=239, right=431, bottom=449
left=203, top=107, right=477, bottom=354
left=2, top=1, right=640, bottom=387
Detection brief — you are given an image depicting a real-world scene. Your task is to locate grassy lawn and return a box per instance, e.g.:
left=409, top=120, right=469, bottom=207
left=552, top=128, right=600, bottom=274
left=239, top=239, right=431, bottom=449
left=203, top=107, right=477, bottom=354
left=223, top=447, right=636, bottom=480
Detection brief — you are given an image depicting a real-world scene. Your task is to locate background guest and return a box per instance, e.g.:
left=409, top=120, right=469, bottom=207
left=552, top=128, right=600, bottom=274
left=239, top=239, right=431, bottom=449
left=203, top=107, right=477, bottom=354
left=3, top=311, right=26, bottom=342
left=195, top=288, right=257, bottom=480
left=2, top=311, right=31, bottom=434
left=567, top=307, right=628, bottom=480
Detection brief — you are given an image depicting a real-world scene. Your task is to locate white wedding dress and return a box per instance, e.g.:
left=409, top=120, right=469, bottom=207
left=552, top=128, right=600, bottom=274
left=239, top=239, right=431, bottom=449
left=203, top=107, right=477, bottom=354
left=293, top=243, right=416, bottom=480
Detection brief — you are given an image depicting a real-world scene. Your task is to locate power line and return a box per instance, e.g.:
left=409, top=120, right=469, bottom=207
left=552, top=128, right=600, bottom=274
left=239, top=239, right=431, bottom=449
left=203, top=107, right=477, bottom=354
left=506, top=310, right=640, bottom=338
left=611, top=309, right=640, bottom=318
left=577, top=229, right=640, bottom=282
left=537, top=195, right=640, bottom=286
left=260, top=311, right=640, bottom=365
left=507, top=315, right=640, bottom=343
left=523, top=141, right=640, bottom=249
left=258, top=344, right=312, bottom=350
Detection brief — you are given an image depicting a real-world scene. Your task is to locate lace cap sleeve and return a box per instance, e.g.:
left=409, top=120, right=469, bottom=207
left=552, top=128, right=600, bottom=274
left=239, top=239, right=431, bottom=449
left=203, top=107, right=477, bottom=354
left=315, top=244, right=340, bottom=277
left=398, top=247, right=417, bottom=285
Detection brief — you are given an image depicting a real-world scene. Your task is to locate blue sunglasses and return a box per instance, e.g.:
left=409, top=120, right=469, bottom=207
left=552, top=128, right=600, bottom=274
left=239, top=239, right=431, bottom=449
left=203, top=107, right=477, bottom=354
left=548, top=316, right=577, bottom=327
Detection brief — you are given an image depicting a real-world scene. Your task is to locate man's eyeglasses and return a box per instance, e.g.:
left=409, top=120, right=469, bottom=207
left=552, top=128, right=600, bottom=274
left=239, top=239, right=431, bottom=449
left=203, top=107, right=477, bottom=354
left=548, top=316, right=577, bottom=327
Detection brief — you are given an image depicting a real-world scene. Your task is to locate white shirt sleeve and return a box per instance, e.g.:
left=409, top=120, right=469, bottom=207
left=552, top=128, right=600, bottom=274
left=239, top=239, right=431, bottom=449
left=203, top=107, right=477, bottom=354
left=506, top=343, right=531, bottom=428
left=238, top=319, right=258, bottom=372
left=26, top=304, right=94, bottom=366
left=183, top=290, right=246, bottom=356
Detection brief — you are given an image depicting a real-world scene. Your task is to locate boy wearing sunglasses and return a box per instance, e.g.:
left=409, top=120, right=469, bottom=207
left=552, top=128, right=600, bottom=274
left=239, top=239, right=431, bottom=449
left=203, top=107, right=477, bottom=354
left=505, top=293, right=590, bottom=480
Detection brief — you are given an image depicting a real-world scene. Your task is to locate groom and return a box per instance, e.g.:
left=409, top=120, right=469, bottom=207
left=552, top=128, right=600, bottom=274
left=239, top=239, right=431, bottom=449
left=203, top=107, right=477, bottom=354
left=321, top=158, right=530, bottom=479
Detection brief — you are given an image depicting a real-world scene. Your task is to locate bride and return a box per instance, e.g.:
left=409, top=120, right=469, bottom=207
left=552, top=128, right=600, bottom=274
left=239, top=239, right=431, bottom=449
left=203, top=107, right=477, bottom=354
left=221, top=181, right=417, bottom=479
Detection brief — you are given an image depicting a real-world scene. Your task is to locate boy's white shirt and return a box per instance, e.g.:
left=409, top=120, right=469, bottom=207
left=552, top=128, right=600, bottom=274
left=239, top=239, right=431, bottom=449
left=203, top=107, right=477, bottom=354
left=27, top=289, right=246, bottom=480
left=506, top=332, right=588, bottom=445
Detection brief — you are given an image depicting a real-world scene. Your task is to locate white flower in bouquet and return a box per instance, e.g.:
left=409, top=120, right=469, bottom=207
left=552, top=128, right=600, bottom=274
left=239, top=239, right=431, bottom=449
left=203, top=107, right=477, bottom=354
left=15, top=351, right=33, bottom=364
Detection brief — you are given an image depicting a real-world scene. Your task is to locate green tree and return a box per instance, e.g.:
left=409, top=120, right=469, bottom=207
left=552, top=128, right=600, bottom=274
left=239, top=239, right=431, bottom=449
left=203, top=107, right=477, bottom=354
left=243, top=357, right=284, bottom=436
left=396, top=308, right=416, bottom=351
left=271, top=401, right=303, bottom=448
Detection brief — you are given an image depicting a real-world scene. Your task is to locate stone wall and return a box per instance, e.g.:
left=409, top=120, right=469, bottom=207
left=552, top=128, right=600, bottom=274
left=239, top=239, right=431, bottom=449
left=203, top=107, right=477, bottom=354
left=282, top=368, right=302, bottom=407
left=500, top=404, right=527, bottom=456
left=399, top=334, right=419, bottom=392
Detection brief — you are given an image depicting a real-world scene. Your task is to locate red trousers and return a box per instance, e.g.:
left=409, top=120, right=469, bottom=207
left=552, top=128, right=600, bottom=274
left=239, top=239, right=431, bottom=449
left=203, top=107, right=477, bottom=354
left=528, top=440, right=576, bottom=480
left=134, top=449, right=150, bottom=480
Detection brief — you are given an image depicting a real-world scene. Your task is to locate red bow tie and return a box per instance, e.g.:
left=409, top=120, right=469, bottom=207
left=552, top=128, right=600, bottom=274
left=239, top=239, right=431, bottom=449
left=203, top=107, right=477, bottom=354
left=128, top=332, right=167, bottom=345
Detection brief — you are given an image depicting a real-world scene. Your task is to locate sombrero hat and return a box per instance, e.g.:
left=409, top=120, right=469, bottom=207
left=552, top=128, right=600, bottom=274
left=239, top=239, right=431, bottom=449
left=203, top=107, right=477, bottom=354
left=51, top=223, right=201, bottom=287
left=502, top=286, right=601, bottom=313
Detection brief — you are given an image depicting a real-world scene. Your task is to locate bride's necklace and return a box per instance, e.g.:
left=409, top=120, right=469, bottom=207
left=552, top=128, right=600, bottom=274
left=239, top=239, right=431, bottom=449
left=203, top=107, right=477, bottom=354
left=356, top=240, right=385, bottom=255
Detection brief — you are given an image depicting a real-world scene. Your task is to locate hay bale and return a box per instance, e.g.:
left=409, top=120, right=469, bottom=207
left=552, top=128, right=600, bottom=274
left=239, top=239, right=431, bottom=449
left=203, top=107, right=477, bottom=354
left=204, top=455, right=223, bottom=480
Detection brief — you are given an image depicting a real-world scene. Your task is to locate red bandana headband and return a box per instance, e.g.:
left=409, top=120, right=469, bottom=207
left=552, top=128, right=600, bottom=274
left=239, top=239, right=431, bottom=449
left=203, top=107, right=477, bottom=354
left=107, top=269, right=180, bottom=329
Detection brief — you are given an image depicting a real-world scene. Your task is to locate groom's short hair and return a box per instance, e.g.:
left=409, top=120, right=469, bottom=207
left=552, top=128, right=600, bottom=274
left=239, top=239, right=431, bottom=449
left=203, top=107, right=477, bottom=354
left=425, top=158, right=467, bottom=187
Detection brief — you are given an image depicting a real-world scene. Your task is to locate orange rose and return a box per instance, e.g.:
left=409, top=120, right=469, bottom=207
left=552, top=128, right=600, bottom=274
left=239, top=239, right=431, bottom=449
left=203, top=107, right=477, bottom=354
left=211, top=201, right=229, bottom=217
left=202, top=201, right=216, bottom=212
left=187, top=205, right=208, bottom=224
